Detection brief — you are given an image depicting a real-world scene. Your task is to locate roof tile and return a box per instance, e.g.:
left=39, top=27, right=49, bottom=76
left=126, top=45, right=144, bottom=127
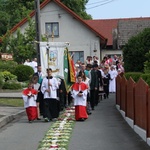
left=85, top=17, right=150, bottom=46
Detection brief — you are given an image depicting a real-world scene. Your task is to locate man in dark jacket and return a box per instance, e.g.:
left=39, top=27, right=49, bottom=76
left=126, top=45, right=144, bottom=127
left=103, top=68, right=111, bottom=99
left=89, top=64, right=99, bottom=110
left=95, top=65, right=103, bottom=105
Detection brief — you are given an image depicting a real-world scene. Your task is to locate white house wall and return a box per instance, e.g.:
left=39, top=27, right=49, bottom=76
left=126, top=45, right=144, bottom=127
left=13, top=21, right=33, bottom=37
left=13, top=1, right=101, bottom=62
left=40, top=2, right=101, bottom=61
left=101, top=49, right=122, bottom=59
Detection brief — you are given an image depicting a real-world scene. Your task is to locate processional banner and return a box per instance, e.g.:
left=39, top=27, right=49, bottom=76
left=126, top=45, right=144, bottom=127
left=40, top=42, right=67, bottom=77
left=40, top=42, right=75, bottom=92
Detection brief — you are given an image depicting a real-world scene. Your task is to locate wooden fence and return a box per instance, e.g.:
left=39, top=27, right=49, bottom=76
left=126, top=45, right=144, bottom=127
left=116, top=75, right=150, bottom=141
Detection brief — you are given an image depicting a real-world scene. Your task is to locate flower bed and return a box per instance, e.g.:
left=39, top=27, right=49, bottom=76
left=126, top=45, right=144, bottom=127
left=38, top=107, right=75, bottom=150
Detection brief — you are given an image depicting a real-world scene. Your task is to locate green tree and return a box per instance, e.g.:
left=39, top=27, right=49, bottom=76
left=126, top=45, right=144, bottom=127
left=5, top=19, right=36, bottom=63
left=61, top=0, right=92, bottom=19
left=0, top=31, right=11, bottom=53
left=0, top=0, right=34, bottom=36
left=0, top=1, right=10, bottom=36
left=0, top=11, right=10, bottom=35
left=0, top=0, right=92, bottom=36
left=144, top=50, right=150, bottom=73
left=4, top=0, right=33, bottom=28
left=0, top=0, right=92, bottom=62
left=123, top=28, right=150, bottom=72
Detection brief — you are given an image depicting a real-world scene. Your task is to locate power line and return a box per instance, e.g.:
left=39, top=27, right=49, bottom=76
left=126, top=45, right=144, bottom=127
left=86, top=0, right=116, bottom=10
left=86, top=0, right=112, bottom=6
left=41, top=0, right=116, bottom=14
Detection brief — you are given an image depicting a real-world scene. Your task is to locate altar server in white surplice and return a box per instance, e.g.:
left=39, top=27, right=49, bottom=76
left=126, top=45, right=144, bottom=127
left=41, top=68, right=59, bottom=122
left=109, top=65, right=118, bottom=93
left=72, top=74, right=88, bottom=121
left=22, top=83, right=38, bottom=123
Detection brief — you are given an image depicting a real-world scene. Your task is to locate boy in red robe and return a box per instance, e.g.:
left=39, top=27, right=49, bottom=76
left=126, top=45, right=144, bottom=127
left=22, top=83, right=38, bottom=123
left=72, top=75, right=88, bottom=121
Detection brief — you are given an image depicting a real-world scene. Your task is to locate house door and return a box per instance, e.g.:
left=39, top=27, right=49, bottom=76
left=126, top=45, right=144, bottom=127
left=70, top=51, right=84, bottom=64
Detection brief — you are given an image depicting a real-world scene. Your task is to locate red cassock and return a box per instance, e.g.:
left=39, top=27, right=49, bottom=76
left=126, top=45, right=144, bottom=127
left=22, top=88, right=38, bottom=121
left=75, top=105, right=88, bottom=121
left=72, top=82, right=88, bottom=121
left=26, top=107, right=38, bottom=121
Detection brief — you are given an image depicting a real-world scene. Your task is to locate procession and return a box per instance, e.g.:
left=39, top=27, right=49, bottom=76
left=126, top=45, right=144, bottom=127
left=1, top=0, right=150, bottom=149
left=22, top=49, right=124, bottom=123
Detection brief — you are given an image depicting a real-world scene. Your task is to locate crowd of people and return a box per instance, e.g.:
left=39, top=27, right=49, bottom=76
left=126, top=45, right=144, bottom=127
left=22, top=54, right=124, bottom=123
left=71, top=55, right=124, bottom=121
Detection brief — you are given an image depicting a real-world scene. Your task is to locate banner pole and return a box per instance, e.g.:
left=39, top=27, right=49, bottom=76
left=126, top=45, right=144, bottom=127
left=45, top=33, right=51, bottom=97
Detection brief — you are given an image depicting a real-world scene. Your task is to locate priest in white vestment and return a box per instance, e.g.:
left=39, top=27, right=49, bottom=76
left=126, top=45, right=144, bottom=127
left=109, top=65, right=118, bottom=93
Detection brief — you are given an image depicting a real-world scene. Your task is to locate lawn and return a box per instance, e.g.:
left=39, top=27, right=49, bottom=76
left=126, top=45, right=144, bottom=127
left=0, top=98, right=24, bottom=107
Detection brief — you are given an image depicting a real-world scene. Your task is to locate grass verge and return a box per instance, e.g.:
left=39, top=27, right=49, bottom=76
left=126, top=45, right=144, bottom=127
left=0, top=98, right=23, bottom=107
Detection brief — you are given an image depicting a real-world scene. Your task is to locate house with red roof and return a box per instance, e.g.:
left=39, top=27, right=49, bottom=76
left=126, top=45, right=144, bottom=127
left=85, top=17, right=150, bottom=59
left=9, top=0, right=107, bottom=63
left=6, top=0, right=150, bottom=63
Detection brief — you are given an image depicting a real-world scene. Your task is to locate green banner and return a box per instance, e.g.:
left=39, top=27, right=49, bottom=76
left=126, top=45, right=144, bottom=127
left=63, top=48, right=74, bottom=92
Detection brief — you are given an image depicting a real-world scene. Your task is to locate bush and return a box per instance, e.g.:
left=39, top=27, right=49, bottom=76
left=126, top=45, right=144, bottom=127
left=1, top=71, right=17, bottom=82
left=20, top=81, right=29, bottom=89
left=0, top=73, right=4, bottom=89
left=141, top=74, right=150, bottom=86
left=14, top=65, right=34, bottom=82
left=124, top=72, right=143, bottom=82
left=144, top=51, right=150, bottom=73
left=0, top=60, right=18, bottom=74
left=123, top=28, right=150, bottom=72
left=2, top=81, right=22, bottom=90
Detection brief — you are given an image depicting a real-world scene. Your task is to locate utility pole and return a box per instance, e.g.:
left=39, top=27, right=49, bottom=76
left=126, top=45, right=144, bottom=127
left=34, top=0, right=41, bottom=65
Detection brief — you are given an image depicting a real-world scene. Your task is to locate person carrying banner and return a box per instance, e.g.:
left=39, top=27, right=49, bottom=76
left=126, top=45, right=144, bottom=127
left=41, top=68, right=59, bottom=122
left=58, top=77, right=67, bottom=111
left=22, top=83, right=38, bottom=123
left=32, top=65, right=44, bottom=117
left=72, top=74, right=88, bottom=121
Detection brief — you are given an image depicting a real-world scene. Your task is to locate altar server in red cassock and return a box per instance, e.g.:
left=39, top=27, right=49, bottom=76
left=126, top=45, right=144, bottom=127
left=22, top=83, right=38, bottom=123
left=72, top=75, right=88, bottom=121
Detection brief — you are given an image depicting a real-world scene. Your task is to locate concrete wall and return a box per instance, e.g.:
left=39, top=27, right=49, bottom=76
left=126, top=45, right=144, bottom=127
left=118, top=19, right=150, bottom=47
left=101, top=49, right=122, bottom=60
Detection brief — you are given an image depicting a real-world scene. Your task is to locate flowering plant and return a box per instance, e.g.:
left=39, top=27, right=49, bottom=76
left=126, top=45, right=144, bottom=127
left=38, top=107, right=75, bottom=150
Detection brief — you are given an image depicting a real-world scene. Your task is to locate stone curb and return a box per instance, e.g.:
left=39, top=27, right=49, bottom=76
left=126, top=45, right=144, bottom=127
left=0, top=97, right=22, bottom=99
left=0, top=110, right=25, bottom=129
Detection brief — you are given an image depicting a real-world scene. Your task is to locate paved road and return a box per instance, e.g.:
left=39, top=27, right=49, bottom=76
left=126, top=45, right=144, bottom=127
left=0, top=115, right=51, bottom=150
left=0, top=91, right=51, bottom=150
left=0, top=92, right=150, bottom=150
left=68, top=94, right=150, bottom=150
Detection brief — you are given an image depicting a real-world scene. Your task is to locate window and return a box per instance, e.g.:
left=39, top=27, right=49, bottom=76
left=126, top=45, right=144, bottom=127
left=69, top=51, right=84, bottom=63
left=45, top=22, right=59, bottom=37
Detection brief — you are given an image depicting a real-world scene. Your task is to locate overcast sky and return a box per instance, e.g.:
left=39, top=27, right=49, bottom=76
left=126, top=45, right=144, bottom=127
left=86, top=0, right=150, bottom=19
